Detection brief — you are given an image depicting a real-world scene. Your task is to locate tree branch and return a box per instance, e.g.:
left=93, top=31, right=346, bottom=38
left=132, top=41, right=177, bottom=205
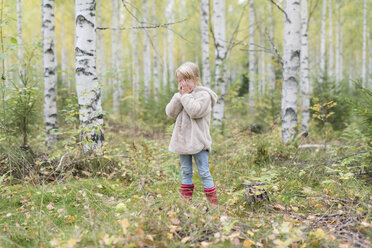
left=265, top=28, right=283, bottom=66
left=268, top=0, right=290, bottom=23
left=97, top=19, right=188, bottom=30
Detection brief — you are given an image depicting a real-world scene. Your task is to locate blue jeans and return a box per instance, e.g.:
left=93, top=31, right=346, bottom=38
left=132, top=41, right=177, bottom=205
left=179, top=150, right=215, bottom=188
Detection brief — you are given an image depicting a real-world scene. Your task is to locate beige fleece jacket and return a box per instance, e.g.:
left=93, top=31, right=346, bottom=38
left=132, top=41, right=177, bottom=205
left=165, top=86, right=218, bottom=155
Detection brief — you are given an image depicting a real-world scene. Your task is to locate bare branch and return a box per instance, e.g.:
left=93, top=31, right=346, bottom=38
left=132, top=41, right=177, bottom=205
left=265, top=28, right=283, bottom=66
left=97, top=19, right=188, bottom=30
left=308, top=0, right=320, bottom=30
left=268, top=0, right=290, bottom=23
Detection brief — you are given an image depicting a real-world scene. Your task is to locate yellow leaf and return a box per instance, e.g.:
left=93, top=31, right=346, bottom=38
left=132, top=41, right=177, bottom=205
left=314, top=228, right=325, bottom=239
left=243, top=239, right=255, bottom=248
left=181, top=236, right=191, bottom=243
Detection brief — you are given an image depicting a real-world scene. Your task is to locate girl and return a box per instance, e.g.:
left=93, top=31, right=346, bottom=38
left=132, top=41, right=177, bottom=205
left=165, top=62, right=218, bottom=205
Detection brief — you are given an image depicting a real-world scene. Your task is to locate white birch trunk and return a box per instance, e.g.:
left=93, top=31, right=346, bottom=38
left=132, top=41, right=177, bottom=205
left=118, top=2, right=124, bottom=108
left=212, top=0, right=227, bottom=126
left=130, top=9, right=139, bottom=97
left=328, top=0, right=333, bottom=78
left=163, top=37, right=168, bottom=91
left=300, top=0, right=310, bottom=134
left=167, top=0, right=175, bottom=91
left=200, top=0, right=211, bottom=87
left=335, top=0, right=340, bottom=84
left=60, top=4, right=68, bottom=88
left=268, top=2, right=276, bottom=92
left=112, top=0, right=119, bottom=115
left=362, top=0, right=367, bottom=87
left=96, top=0, right=105, bottom=85
left=320, top=0, right=327, bottom=81
left=248, top=0, right=255, bottom=112
left=369, top=32, right=372, bottom=88
left=75, top=0, right=104, bottom=151
left=282, top=0, right=300, bottom=143
left=143, top=0, right=151, bottom=97
left=17, top=0, right=23, bottom=82
left=152, top=0, right=159, bottom=100
left=42, top=0, right=58, bottom=147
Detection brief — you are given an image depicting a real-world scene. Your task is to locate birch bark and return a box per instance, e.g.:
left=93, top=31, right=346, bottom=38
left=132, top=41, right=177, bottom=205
left=212, top=0, right=227, bottom=126
left=248, top=0, right=255, bottom=111
left=152, top=0, right=159, bottom=100
left=167, top=0, right=175, bottom=91
left=42, top=0, right=58, bottom=147
left=320, top=0, right=327, bottom=81
left=328, top=0, right=333, bottom=77
left=282, top=0, right=300, bottom=143
left=335, top=0, right=340, bottom=84
left=300, top=0, right=310, bottom=134
left=130, top=9, right=139, bottom=96
left=200, top=0, right=211, bottom=87
left=112, top=0, right=119, bottom=115
left=362, top=0, right=367, bottom=87
left=268, top=2, right=276, bottom=92
left=163, top=37, right=168, bottom=91
left=143, top=0, right=151, bottom=97
left=75, top=0, right=104, bottom=151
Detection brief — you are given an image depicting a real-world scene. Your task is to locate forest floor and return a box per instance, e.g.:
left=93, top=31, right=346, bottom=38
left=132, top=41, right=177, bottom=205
left=0, top=119, right=371, bottom=248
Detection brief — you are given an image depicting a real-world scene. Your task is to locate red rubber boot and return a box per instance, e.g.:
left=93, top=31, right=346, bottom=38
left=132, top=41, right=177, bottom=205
left=180, top=184, right=195, bottom=201
left=204, top=185, right=218, bottom=205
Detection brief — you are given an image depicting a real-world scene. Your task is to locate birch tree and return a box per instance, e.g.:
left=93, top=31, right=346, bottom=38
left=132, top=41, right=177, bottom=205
left=300, top=0, right=310, bottom=134
left=282, top=0, right=301, bottom=143
left=200, top=0, right=211, bottom=87
left=112, top=0, right=120, bottom=115
left=268, top=2, right=276, bottom=92
left=248, top=0, right=255, bottom=111
left=17, top=0, right=23, bottom=79
left=320, top=0, right=327, bottom=81
left=163, top=37, right=168, bottom=91
left=167, top=0, right=175, bottom=91
left=328, top=0, right=333, bottom=77
left=335, top=0, right=340, bottom=84
left=142, top=0, right=151, bottom=97
left=42, top=0, right=58, bottom=147
left=75, top=0, right=104, bottom=151
left=152, top=0, right=160, bottom=100
left=212, top=0, right=227, bottom=126
left=130, top=9, right=139, bottom=97
left=362, top=0, right=367, bottom=88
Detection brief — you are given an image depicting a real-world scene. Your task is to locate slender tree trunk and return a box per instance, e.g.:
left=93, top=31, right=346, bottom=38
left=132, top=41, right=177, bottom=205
left=320, top=0, right=327, bottom=81
left=200, top=0, right=211, bottom=87
left=328, top=0, right=333, bottom=78
left=212, top=0, right=227, bottom=127
left=112, top=0, right=119, bottom=115
left=300, top=0, right=310, bottom=135
left=335, top=0, right=340, bottom=85
left=97, top=0, right=105, bottom=87
left=130, top=9, right=139, bottom=96
left=362, top=0, right=367, bottom=87
left=248, top=0, right=255, bottom=112
left=60, top=4, right=68, bottom=88
left=75, top=0, right=104, bottom=152
left=152, top=0, right=159, bottom=100
left=369, top=32, right=372, bottom=88
left=143, top=0, right=151, bottom=97
left=117, top=2, right=123, bottom=111
left=167, top=0, right=175, bottom=91
left=268, top=2, right=276, bottom=92
left=42, top=0, right=58, bottom=147
left=163, top=37, right=168, bottom=92
left=282, top=0, right=300, bottom=143
left=17, top=0, right=23, bottom=82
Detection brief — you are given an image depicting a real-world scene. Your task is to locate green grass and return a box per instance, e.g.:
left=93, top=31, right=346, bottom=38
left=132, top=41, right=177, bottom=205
left=0, top=125, right=371, bottom=247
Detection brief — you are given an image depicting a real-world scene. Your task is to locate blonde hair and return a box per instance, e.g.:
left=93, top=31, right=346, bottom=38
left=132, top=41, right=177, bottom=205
left=175, top=62, right=201, bottom=86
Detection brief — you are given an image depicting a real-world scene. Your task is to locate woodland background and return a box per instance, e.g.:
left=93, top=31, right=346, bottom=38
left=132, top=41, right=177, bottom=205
left=0, top=0, right=371, bottom=247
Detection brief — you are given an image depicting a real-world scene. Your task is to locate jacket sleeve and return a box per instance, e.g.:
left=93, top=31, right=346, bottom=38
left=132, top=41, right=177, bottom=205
left=165, top=93, right=183, bottom=118
left=180, top=91, right=211, bottom=119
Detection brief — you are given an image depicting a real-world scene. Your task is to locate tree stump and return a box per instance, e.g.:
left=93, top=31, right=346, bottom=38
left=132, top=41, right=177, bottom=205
left=243, top=182, right=270, bottom=208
